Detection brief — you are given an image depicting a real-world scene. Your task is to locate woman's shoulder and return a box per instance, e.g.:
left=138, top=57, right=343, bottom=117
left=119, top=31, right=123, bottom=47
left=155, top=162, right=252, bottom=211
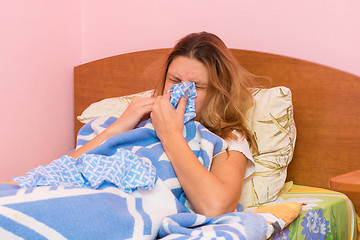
left=225, top=131, right=250, bottom=151
left=225, top=130, right=255, bottom=179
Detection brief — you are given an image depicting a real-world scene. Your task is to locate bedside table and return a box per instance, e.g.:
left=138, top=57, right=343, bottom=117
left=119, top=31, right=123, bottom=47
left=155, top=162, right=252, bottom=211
left=329, top=169, right=360, bottom=215
left=330, top=169, right=360, bottom=193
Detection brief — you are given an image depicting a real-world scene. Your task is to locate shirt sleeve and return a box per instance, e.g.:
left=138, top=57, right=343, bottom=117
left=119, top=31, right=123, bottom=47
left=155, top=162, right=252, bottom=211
left=225, top=131, right=255, bottom=179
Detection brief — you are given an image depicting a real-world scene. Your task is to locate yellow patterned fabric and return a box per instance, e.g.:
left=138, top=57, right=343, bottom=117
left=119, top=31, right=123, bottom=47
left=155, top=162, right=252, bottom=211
left=246, top=185, right=358, bottom=239
left=269, top=185, right=358, bottom=240
left=240, top=87, right=296, bottom=208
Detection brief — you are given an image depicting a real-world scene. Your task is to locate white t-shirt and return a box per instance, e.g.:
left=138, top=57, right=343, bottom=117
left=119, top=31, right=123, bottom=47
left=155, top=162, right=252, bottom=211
left=223, top=131, right=255, bottom=179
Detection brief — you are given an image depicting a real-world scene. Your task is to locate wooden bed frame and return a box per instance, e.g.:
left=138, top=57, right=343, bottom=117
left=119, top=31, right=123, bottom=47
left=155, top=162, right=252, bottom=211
left=74, top=48, right=360, bottom=211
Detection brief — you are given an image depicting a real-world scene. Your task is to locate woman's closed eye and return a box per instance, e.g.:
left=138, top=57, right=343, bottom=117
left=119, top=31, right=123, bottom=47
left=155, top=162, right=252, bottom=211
left=169, top=78, right=181, bottom=83
left=195, top=84, right=207, bottom=90
left=168, top=75, right=207, bottom=90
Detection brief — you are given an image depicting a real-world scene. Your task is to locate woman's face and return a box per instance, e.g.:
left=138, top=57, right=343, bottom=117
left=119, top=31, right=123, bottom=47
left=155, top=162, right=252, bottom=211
left=163, top=56, right=209, bottom=114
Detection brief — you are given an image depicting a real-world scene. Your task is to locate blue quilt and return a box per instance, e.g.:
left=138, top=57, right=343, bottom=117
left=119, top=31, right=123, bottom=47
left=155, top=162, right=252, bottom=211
left=0, top=83, right=272, bottom=239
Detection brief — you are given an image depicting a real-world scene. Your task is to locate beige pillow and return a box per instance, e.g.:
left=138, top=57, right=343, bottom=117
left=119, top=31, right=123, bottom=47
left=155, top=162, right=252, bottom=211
left=77, top=86, right=296, bottom=208
left=77, top=90, right=154, bottom=124
left=240, top=86, right=296, bottom=208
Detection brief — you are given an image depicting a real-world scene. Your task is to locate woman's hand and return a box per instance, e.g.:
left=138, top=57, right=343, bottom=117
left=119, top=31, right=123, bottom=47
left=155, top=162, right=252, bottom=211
left=106, top=97, right=155, bottom=137
left=151, top=92, right=187, bottom=142
left=69, top=97, right=154, bottom=159
left=151, top=93, right=247, bottom=217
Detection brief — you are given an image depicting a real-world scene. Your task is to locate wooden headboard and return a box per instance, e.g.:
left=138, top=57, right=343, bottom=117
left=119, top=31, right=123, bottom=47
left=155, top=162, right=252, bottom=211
left=74, top=48, right=360, bottom=195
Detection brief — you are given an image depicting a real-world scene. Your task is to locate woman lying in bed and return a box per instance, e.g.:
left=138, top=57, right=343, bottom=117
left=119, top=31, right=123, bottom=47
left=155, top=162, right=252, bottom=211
left=66, top=32, right=257, bottom=217
left=18, top=32, right=258, bottom=218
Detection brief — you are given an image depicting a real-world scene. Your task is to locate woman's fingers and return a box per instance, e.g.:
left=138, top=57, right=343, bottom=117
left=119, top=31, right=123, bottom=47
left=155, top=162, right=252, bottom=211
left=177, top=96, right=188, bottom=114
left=128, top=97, right=155, bottom=117
left=164, top=92, right=172, bottom=100
left=131, top=97, right=155, bottom=109
left=107, top=97, right=155, bottom=135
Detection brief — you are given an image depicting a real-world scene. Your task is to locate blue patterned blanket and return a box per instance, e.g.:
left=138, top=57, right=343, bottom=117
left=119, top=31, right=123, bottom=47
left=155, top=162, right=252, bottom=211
left=0, top=83, right=271, bottom=239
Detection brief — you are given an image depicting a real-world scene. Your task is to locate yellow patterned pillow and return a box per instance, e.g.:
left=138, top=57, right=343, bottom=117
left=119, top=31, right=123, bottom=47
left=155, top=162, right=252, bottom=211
left=240, top=86, right=296, bottom=208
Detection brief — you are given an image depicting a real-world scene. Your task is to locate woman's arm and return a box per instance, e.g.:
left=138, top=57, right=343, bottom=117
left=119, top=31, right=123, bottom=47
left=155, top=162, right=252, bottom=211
left=163, top=137, right=247, bottom=217
left=151, top=93, right=247, bottom=218
left=69, top=97, right=154, bottom=159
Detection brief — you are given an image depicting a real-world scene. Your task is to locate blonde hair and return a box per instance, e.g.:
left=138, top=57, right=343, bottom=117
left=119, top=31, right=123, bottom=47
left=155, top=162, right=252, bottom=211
left=152, top=32, right=257, bottom=141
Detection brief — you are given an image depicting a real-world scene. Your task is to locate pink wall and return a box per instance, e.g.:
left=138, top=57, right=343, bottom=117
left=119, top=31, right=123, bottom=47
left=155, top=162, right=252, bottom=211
left=0, top=1, right=81, bottom=179
left=1, top=0, right=359, bottom=180
left=82, top=0, right=360, bottom=77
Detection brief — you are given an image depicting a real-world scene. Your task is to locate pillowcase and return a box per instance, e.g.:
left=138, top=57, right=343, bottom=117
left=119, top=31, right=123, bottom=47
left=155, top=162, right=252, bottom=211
left=77, top=86, right=296, bottom=208
left=240, top=86, right=296, bottom=208
left=77, top=90, right=154, bottom=124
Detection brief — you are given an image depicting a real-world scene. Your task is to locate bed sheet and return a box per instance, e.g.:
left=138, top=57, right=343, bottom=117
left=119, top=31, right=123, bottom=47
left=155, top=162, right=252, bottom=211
left=264, top=185, right=359, bottom=240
